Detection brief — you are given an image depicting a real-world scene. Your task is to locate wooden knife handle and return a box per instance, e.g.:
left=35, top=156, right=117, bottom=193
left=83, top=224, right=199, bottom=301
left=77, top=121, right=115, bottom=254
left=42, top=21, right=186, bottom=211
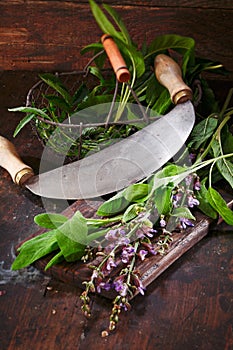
left=0, top=136, right=34, bottom=185
left=154, top=54, right=193, bottom=105
left=101, top=34, right=130, bottom=83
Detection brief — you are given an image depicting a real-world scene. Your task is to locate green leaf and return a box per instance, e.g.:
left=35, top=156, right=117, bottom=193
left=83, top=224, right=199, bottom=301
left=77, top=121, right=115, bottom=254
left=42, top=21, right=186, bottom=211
left=146, top=34, right=195, bottom=71
left=12, top=231, right=58, bottom=270
left=9, top=106, right=51, bottom=120
left=123, top=183, right=149, bottom=202
left=171, top=206, right=196, bottom=220
left=154, top=184, right=173, bottom=215
left=39, top=73, right=72, bottom=105
left=103, top=4, right=132, bottom=44
left=116, top=38, right=145, bottom=78
left=45, top=251, right=64, bottom=270
left=72, top=83, right=89, bottom=106
left=55, top=211, right=87, bottom=262
left=189, top=117, right=218, bottom=149
left=13, top=113, right=35, bottom=137
left=89, top=0, right=123, bottom=41
left=97, top=191, right=129, bottom=217
left=122, top=204, right=139, bottom=222
left=156, top=164, right=186, bottom=178
left=211, top=139, right=233, bottom=188
left=77, top=94, right=114, bottom=111
left=223, top=126, right=233, bottom=154
left=34, top=213, right=68, bottom=229
left=216, top=158, right=233, bottom=188
left=151, top=88, right=171, bottom=114
left=81, top=42, right=104, bottom=55
left=195, top=180, right=218, bottom=219
left=206, top=187, right=233, bottom=225
left=43, top=94, right=71, bottom=113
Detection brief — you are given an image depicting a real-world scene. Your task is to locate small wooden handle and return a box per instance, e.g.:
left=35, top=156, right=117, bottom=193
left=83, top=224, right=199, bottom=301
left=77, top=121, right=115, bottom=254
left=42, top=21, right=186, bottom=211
left=0, top=136, right=34, bottom=185
left=101, top=34, right=130, bottom=83
left=154, top=54, right=193, bottom=105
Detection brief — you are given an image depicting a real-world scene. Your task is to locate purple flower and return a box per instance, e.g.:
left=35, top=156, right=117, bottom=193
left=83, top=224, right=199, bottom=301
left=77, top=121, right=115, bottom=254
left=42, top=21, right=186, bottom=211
left=173, top=192, right=183, bottom=207
left=106, top=257, right=117, bottom=271
left=180, top=217, right=194, bottom=229
left=117, top=236, right=130, bottom=246
left=113, top=276, right=128, bottom=296
left=141, top=241, right=157, bottom=256
left=185, top=174, right=193, bottom=186
left=136, top=225, right=155, bottom=239
left=194, top=178, right=201, bottom=191
left=105, top=229, right=119, bottom=241
left=160, top=217, right=166, bottom=228
left=138, top=249, right=148, bottom=261
left=187, top=195, right=200, bottom=208
left=132, top=274, right=146, bottom=295
left=96, top=282, right=112, bottom=294
left=189, top=153, right=196, bottom=161
left=121, top=246, right=135, bottom=263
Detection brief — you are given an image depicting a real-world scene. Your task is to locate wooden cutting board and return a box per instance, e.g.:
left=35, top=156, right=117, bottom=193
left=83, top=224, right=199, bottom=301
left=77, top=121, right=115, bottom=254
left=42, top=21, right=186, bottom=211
left=17, top=198, right=213, bottom=300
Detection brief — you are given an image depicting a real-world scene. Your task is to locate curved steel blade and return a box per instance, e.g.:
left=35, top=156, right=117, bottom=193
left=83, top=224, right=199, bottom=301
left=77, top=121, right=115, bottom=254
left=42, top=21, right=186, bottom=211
left=26, top=101, right=195, bottom=199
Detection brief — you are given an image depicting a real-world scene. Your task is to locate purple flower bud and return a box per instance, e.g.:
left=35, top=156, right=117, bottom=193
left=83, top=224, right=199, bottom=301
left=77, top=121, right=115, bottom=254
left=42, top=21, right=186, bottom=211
left=96, top=282, right=112, bottom=293
left=180, top=217, right=194, bottom=229
left=185, top=174, right=193, bottom=186
left=141, top=241, right=157, bottom=256
left=187, top=195, right=200, bottom=208
left=138, top=249, right=148, bottom=261
left=114, top=276, right=128, bottom=296
left=121, top=246, right=135, bottom=264
left=194, top=179, right=201, bottom=191
left=160, top=218, right=166, bottom=228
left=132, top=274, right=146, bottom=295
left=105, top=229, right=119, bottom=241
left=106, top=257, right=117, bottom=271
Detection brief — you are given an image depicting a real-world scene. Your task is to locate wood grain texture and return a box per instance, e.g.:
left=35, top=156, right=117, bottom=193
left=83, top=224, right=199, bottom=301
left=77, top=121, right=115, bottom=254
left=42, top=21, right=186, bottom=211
left=5, top=0, right=232, bottom=9
left=0, top=72, right=233, bottom=350
left=0, top=1, right=232, bottom=80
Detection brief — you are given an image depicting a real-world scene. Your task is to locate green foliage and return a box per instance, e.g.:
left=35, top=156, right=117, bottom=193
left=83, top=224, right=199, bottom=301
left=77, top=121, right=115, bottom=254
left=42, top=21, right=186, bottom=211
left=10, top=1, right=232, bottom=276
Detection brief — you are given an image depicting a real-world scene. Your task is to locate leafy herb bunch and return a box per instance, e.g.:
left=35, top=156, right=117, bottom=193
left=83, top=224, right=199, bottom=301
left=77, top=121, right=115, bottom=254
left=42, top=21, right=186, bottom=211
left=11, top=0, right=233, bottom=336
left=10, top=0, right=225, bottom=157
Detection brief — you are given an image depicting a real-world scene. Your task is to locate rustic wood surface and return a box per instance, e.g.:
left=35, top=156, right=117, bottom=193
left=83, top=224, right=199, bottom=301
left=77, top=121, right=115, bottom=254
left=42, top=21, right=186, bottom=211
left=0, top=1, right=233, bottom=80
left=0, top=71, right=233, bottom=349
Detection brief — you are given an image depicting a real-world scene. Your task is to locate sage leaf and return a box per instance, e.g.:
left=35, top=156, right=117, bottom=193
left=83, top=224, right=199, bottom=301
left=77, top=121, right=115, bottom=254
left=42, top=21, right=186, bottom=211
left=45, top=251, right=64, bottom=270
left=206, top=187, right=233, bottom=225
left=12, top=231, right=58, bottom=270
left=124, top=183, right=149, bottom=203
left=154, top=184, right=173, bottom=215
left=171, top=207, right=196, bottom=220
left=189, top=117, right=218, bottom=149
left=34, top=213, right=68, bottom=229
left=55, top=211, right=87, bottom=262
left=195, top=180, right=218, bottom=219
left=97, top=192, right=129, bottom=217
left=122, top=204, right=139, bottom=223
left=216, top=158, right=233, bottom=188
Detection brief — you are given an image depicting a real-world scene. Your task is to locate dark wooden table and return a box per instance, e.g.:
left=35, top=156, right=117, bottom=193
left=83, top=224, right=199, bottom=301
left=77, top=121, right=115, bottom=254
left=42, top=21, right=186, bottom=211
left=0, top=72, right=233, bottom=350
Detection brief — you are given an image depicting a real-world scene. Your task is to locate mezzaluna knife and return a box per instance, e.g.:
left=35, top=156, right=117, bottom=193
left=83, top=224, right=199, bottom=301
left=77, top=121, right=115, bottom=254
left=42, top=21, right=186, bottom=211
left=0, top=54, right=194, bottom=199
